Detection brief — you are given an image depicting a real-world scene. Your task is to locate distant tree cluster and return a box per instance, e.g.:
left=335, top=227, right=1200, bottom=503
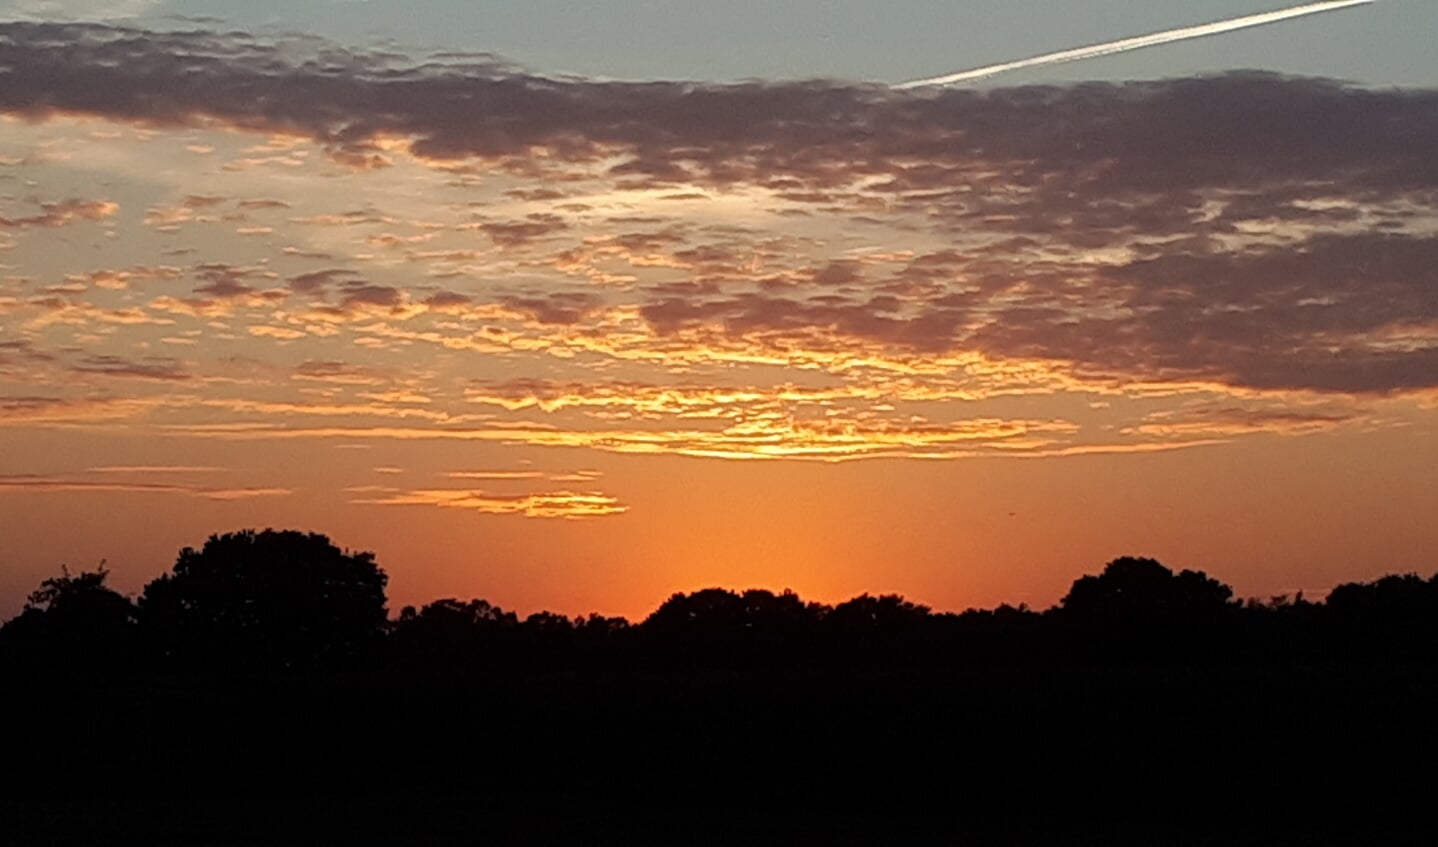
left=2, top=533, right=1435, bottom=674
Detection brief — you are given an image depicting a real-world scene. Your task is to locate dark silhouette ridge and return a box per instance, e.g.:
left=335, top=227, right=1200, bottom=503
left=2, top=529, right=1435, bottom=843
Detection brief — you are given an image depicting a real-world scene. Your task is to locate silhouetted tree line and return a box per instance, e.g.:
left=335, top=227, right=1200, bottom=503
left=5, top=529, right=1438, bottom=844
left=2, top=528, right=1436, bottom=674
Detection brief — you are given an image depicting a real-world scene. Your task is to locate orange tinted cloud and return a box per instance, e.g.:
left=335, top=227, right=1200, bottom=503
left=0, top=473, right=287, bottom=500
left=0, top=198, right=117, bottom=229
left=351, top=487, right=626, bottom=518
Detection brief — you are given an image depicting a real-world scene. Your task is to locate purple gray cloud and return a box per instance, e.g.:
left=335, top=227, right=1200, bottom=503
left=2, top=22, right=1435, bottom=396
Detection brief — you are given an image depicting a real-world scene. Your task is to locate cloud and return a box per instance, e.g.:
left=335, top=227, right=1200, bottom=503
left=966, top=233, right=1438, bottom=394
left=0, top=473, right=287, bottom=500
left=2, top=24, right=1432, bottom=202
left=63, top=265, right=184, bottom=291
left=0, top=198, right=117, bottom=229
left=70, top=354, right=191, bottom=381
left=162, top=414, right=1085, bottom=462
left=0, top=17, right=1434, bottom=465
left=468, top=215, right=569, bottom=248
left=87, top=465, right=227, bottom=473
left=0, top=395, right=157, bottom=424
left=351, top=487, right=627, bottom=519
left=445, top=469, right=603, bottom=482
left=293, top=360, right=382, bottom=385
left=444, top=470, right=548, bottom=481
left=0, top=339, right=54, bottom=374
left=1121, top=404, right=1358, bottom=439
left=0, top=0, right=161, bottom=20
left=288, top=269, right=359, bottom=296
left=498, top=292, right=606, bottom=326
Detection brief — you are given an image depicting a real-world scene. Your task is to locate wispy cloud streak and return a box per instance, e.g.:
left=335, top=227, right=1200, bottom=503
left=895, top=0, right=1374, bottom=89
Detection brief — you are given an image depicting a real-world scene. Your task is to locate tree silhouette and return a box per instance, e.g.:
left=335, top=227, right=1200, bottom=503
left=1061, top=556, right=1234, bottom=620
left=140, top=529, right=388, bottom=669
left=1324, top=573, right=1438, bottom=655
left=642, top=588, right=823, bottom=639
left=1326, top=573, right=1437, bottom=618
left=0, top=564, right=137, bottom=668
left=1057, top=556, right=1237, bottom=658
left=390, top=597, right=530, bottom=667
left=825, top=593, right=931, bottom=633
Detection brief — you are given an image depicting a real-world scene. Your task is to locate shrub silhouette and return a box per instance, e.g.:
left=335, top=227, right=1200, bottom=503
left=140, top=529, right=388, bottom=669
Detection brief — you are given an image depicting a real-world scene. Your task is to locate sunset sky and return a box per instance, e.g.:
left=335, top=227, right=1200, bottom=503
left=1, top=1, right=1434, bottom=621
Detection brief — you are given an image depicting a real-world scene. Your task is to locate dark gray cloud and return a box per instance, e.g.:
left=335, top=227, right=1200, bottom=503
left=501, top=291, right=605, bottom=325
left=968, top=233, right=1438, bottom=394
left=2, top=23, right=1433, bottom=204
left=472, top=215, right=569, bottom=248
left=422, top=290, right=473, bottom=310
left=337, top=282, right=405, bottom=310
left=635, top=231, right=1438, bottom=394
left=288, top=268, right=358, bottom=295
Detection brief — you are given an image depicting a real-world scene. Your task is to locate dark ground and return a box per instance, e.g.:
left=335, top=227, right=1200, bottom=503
left=5, top=659, right=1434, bottom=844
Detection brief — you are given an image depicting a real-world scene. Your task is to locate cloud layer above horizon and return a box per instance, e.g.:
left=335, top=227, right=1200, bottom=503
left=1, top=21, right=1436, bottom=519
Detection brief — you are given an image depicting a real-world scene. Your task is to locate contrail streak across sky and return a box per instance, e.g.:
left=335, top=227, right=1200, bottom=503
left=894, top=0, right=1375, bottom=89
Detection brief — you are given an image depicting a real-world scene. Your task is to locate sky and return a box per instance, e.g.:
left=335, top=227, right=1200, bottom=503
left=0, top=1, right=1435, bottom=620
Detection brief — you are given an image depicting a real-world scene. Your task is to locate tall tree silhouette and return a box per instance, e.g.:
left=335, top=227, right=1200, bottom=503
left=140, top=529, right=388, bottom=669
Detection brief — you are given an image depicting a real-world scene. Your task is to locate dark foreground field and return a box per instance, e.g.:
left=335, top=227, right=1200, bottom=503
left=6, top=659, right=1435, bottom=844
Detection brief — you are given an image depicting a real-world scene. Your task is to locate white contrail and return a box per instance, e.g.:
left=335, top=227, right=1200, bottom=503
left=895, top=0, right=1374, bottom=89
